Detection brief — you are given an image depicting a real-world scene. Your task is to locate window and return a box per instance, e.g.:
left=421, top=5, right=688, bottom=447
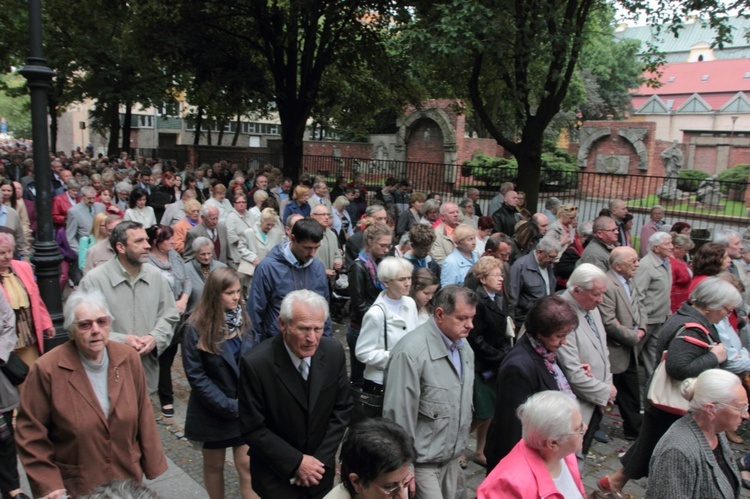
left=248, top=136, right=261, bottom=147
left=667, top=76, right=676, bottom=83
left=701, top=75, right=709, bottom=81
left=137, top=115, right=154, bottom=128
left=160, top=102, right=180, bottom=117
left=666, top=99, right=675, bottom=109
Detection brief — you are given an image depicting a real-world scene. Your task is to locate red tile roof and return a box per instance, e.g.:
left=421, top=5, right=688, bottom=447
left=633, top=59, right=750, bottom=96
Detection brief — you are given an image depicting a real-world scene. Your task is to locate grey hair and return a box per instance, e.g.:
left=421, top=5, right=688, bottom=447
left=567, top=263, right=607, bottom=291
left=63, top=289, right=112, bottom=337
left=578, top=221, right=594, bottom=237
left=422, top=199, right=441, bottom=216
left=80, top=479, right=161, bottom=499
left=466, top=187, right=479, bottom=196
left=0, top=233, right=15, bottom=249
left=681, top=369, right=742, bottom=412
left=672, top=234, right=695, bottom=250
left=80, top=186, right=96, bottom=197
left=66, top=179, right=81, bottom=190
left=439, top=202, right=458, bottom=215
left=536, top=236, right=561, bottom=254
left=115, top=181, right=132, bottom=194
left=433, top=284, right=478, bottom=315
left=714, top=229, right=741, bottom=245
left=332, top=195, right=350, bottom=210
left=742, top=240, right=750, bottom=254
left=259, top=207, right=278, bottom=223
left=648, top=231, right=672, bottom=251
left=253, top=190, right=268, bottom=203
left=544, top=197, right=562, bottom=210
left=690, top=276, right=742, bottom=310
left=279, top=289, right=329, bottom=323
left=191, top=236, right=213, bottom=253
left=365, top=204, right=386, bottom=218
left=377, top=257, right=414, bottom=283
left=518, top=391, right=581, bottom=450
left=200, top=204, right=218, bottom=218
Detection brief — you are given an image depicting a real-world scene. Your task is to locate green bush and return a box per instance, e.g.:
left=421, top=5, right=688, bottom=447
left=540, top=151, right=579, bottom=190
left=463, top=153, right=518, bottom=187
left=717, top=164, right=750, bottom=195
left=677, top=169, right=709, bottom=192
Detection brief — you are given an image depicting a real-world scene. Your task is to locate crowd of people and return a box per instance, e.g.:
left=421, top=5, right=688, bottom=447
left=1, top=142, right=750, bottom=498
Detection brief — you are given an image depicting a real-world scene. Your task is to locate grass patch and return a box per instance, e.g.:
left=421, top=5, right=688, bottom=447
left=628, top=194, right=747, bottom=217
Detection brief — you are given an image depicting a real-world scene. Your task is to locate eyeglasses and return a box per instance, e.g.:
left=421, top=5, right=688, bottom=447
left=566, top=422, right=587, bottom=436
left=601, top=228, right=619, bottom=233
left=717, top=402, right=750, bottom=414
left=76, top=316, right=111, bottom=331
left=373, top=472, right=415, bottom=497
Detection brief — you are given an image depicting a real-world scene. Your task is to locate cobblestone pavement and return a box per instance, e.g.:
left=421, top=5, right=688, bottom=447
left=157, top=320, right=750, bottom=499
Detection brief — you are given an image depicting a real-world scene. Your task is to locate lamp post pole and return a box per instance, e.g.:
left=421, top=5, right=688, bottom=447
left=19, top=0, right=65, bottom=349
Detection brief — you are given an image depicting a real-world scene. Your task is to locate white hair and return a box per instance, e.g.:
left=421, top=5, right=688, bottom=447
left=377, top=257, right=414, bottom=283
left=567, top=263, right=607, bottom=291
left=681, top=369, right=741, bottom=412
left=191, top=236, right=213, bottom=253
left=536, top=236, right=561, bottom=254
left=690, top=276, right=742, bottom=310
left=713, top=229, right=741, bottom=245
left=63, top=289, right=112, bottom=336
left=279, top=290, right=329, bottom=323
left=519, top=391, right=581, bottom=450
left=648, top=231, right=672, bottom=251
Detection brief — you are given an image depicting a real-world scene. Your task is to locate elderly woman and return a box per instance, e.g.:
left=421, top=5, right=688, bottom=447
left=601, top=277, right=741, bottom=493
left=324, top=418, right=416, bottom=499
left=639, top=206, right=666, bottom=258
left=548, top=204, right=577, bottom=254
left=147, top=224, right=191, bottom=419
left=440, top=224, right=478, bottom=287
left=186, top=237, right=228, bottom=316
left=348, top=223, right=393, bottom=387
left=396, top=192, right=425, bottom=239
left=204, top=184, right=233, bottom=223
left=468, top=256, right=511, bottom=467
left=669, top=233, right=695, bottom=313
left=282, top=184, right=311, bottom=224
left=647, top=369, right=744, bottom=498
left=237, top=208, right=283, bottom=284
left=478, top=391, right=586, bottom=498
left=419, top=198, right=441, bottom=227
left=355, top=257, right=418, bottom=396
left=173, top=199, right=202, bottom=255
left=0, top=233, right=53, bottom=366
left=459, top=198, right=478, bottom=228
left=182, top=268, right=256, bottom=499
left=124, top=187, right=156, bottom=227
left=332, top=195, right=354, bottom=243
left=484, top=295, right=580, bottom=471
left=15, top=290, right=167, bottom=498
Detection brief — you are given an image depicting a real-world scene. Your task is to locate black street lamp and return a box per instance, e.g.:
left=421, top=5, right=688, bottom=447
left=19, top=0, right=65, bottom=349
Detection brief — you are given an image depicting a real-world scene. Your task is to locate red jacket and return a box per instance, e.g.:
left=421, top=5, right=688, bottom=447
left=51, top=193, right=74, bottom=228
left=1, top=260, right=53, bottom=353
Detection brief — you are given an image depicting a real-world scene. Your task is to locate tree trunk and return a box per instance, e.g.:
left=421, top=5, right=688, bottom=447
left=121, top=102, right=133, bottom=156
left=514, top=137, right=543, bottom=211
left=278, top=107, right=307, bottom=181
left=217, top=121, right=224, bottom=146
left=106, top=103, right=121, bottom=157
left=193, top=107, right=203, bottom=145
left=231, top=114, right=241, bottom=146
left=206, top=124, right=212, bottom=146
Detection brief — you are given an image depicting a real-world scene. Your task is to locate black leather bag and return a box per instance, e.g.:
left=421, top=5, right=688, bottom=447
left=1, top=352, right=29, bottom=386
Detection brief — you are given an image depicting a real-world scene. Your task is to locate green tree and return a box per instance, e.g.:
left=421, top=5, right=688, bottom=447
left=0, top=73, right=31, bottom=137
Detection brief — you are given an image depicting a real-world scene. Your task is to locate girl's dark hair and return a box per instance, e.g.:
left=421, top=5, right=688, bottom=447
left=188, top=268, right=249, bottom=355
left=692, top=242, right=727, bottom=277
left=340, top=418, right=416, bottom=494
left=129, top=186, right=148, bottom=209
left=0, top=179, right=17, bottom=209
left=146, top=224, right=174, bottom=247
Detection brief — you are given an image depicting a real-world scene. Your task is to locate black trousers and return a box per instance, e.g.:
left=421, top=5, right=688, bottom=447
left=0, top=411, right=19, bottom=498
left=582, top=409, right=604, bottom=456
left=613, top=351, right=642, bottom=439
left=158, top=341, right=179, bottom=407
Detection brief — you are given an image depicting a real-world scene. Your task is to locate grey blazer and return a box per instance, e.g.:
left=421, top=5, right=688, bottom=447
left=184, top=222, right=231, bottom=264
left=634, top=250, right=672, bottom=324
left=579, top=237, right=612, bottom=272
left=599, top=270, right=643, bottom=374
left=66, top=202, right=105, bottom=252
left=557, top=290, right=612, bottom=425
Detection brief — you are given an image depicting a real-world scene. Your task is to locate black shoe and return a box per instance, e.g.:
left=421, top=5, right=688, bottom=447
left=594, top=430, right=612, bottom=443
left=161, top=405, right=174, bottom=418
left=11, top=493, right=31, bottom=499
left=624, top=433, right=638, bottom=441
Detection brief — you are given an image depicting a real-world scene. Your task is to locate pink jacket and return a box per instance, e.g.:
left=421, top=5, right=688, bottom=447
left=478, top=440, right=585, bottom=499
left=1, top=260, right=53, bottom=353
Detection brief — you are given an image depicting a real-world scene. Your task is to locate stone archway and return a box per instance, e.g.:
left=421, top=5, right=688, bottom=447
left=577, top=125, right=650, bottom=171
left=395, top=108, right=458, bottom=183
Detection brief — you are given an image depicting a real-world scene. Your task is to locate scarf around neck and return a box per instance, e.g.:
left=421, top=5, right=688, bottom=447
left=358, top=250, right=385, bottom=291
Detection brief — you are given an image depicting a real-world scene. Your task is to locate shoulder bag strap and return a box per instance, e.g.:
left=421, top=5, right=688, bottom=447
left=377, top=304, right=388, bottom=351
left=674, top=322, right=713, bottom=349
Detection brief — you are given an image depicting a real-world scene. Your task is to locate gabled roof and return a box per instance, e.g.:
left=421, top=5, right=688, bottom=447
left=633, top=59, right=750, bottom=96
left=615, top=16, right=750, bottom=55
left=635, top=95, right=671, bottom=114
left=676, top=93, right=713, bottom=113
left=720, top=92, right=750, bottom=113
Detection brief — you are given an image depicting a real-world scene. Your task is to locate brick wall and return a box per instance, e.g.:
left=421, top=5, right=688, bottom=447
left=303, top=141, right=373, bottom=158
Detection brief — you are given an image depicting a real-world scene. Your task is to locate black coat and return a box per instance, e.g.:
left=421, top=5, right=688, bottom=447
left=239, top=334, right=352, bottom=498
left=484, top=334, right=559, bottom=472
left=348, top=259, right=382, bottom=328
left=492, top=203, right=519, bottom=237
left=182, top=324, right=251, bottom=443
left=468, top=286, right=512, bottom=374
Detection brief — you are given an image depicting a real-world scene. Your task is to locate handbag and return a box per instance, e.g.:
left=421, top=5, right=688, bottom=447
left=237, top=259, right=256, bottom=277
left=0, top=351, right=29, bottom=386
left=350, top=305, right=387, bottom=424
left=647, top=322, right=711, bottom=415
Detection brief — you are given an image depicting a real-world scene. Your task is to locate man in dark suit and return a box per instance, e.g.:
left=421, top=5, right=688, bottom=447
left=239, top=290, right=351, bottom=498
left=599, top=246, right=645, bottom=440
left=183, top=205, right=230, bottom=264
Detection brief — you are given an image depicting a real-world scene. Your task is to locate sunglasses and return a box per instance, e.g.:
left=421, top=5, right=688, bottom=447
left=76, top=316, right=111, bottom=332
